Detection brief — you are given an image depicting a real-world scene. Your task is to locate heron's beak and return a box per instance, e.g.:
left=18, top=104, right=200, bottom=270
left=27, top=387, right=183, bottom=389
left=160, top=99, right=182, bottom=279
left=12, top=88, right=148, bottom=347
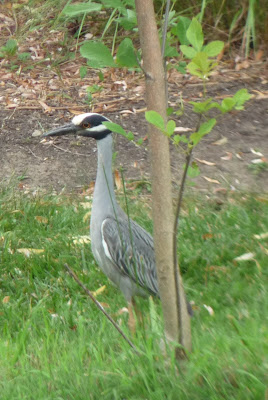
left=43, top=123, right=80, bottom=137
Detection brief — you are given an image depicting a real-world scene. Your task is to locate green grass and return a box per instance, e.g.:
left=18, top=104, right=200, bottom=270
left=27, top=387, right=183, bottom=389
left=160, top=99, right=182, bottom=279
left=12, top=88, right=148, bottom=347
left=0, top=183, right=267, bottom=399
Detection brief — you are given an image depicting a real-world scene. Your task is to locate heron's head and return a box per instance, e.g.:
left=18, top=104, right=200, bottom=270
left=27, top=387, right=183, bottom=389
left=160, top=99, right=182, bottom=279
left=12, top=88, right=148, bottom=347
left=43, top=113, right=112, bottom=140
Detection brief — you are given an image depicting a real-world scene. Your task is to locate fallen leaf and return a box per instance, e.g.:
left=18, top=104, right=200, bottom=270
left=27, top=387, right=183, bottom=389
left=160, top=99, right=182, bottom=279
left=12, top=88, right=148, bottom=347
left=38, top=100, right=52, bottom=113
left=214, top=187, right=227, bottom=194
left=117, top=307, right=129, bottom=315
left=251, top=158, right=267, bottom=164
left=202, top=233, right=213, bottom=240
left=235, top=153, right=243, bottom=160
left=195, top=158, right=216, bottom=166
left=32, top=129, right=42, bottom=137
left=254, top=232, right=268, bottom=240
left=35, top=216, right=48, bottom=224
left=3, top=296, right=10, bottom=304
left=6, top=103, right=18, bottom=109
left=251, top=89, right=268, bottom=100
left=212, top=137, right=228, bottom=146
left=80, top=202, right=91, bottom=209
left=203, top=176, right=220, bottom=184
left=92, top=285, right=106, bottom=297
left=235, top=60, right=250, bottom=71
left=17, top=248, right=45, bottom=257
left=205, top=265, right=228, bottom=273
left=83, top=211, right=91, bottom=223
left=114, top=80, right=127, bottom=90
left=100, top=302, right=110, bottom=308
left=114, top=170, right=122, bottom=190
left=2, top=73, right=13, bottom=80
left=11, top=210, right=24, bottom=215
left=250, top=148, right=263, bottom=157
left=203, top=304, right=214, bottom=316
left=119, top=110, right=134, bottom=114
left=72, top=235, right=91, bottom=245
left=174, top=127, right=192, bottom=133
left=221, top=152, right=232, bottom=161
left=69, top=109, right=84, bottom=115
left=234, top=252, right=255, bottom=261
left=255, top=49, right=264, bottom=61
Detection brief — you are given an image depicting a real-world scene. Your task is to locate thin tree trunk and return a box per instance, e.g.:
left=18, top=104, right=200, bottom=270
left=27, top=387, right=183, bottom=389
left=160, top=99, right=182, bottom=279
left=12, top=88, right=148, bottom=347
left=135, top=0, right=191, bottom=355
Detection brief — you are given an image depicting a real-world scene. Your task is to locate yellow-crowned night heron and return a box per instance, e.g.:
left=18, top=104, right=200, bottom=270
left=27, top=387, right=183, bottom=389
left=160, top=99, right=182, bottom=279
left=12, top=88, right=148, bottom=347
left=44, top=113, right=192, bottom=328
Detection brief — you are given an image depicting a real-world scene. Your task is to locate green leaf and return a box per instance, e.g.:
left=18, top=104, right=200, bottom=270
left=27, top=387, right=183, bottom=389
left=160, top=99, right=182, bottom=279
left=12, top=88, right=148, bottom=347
left=127, top=132, right=134, bottom=141
left=145, top=111, right=165, bottom=131
left=187, top=52, right=216, bottom=79
left=18, top=52, right=31, bottom=61
left=103, top=122, right=127, bottom=136
left=175, top=16, right=191, bottom=45
left=221, top=98, right=236, bottom=113
left=63, top=2, right=102, bottom=16
left=173, top=135, right=181, bottom=145
left=203, top=41, right=224, bottom=57
left=187, top=162, right=200, bottom=178
left=80, top=41, right=115, bottom=68
left=187, top=60, right=203, bottom=78
left=167, top=107, right=173, bottom=116
left=233, top=89, right=252, bottom=109
left=136, top=138, right=144, bottom=146
left=180, top=134, right=189, bottom=143
left=117, top=9, right=137, bottom=30
left=6, top=39, right=17, bottom=50
left=4, top=39, right=18, bottom=56
left=79, top=66, right=87, bottom=79
left=190, top=132, right=202, bottom=146
left=180, top=45, right=197, bottom=59
left=174, top=61, right=187, bottom=75
left=198, top=118, right=217, bottom=135
left=189, top=98, right=213, bottom=113
left=101, top=0, right=125, bottom=11
left=189, top=98, right=222, bottom=113
left=164, top=43, right=179, bottom=58
left=116, top=38, right=138, bottom=67
left=166, top=120, right=176, bottom=137
left=186, top=18, right=204, bottom=52
left=190, top=118, right=216, bottom=146
left=173, top=134, right=189, bottom=145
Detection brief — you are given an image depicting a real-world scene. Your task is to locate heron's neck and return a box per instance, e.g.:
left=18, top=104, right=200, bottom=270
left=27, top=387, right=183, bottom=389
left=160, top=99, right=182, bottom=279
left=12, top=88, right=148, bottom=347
left=93, top=134, right=116, bottom=213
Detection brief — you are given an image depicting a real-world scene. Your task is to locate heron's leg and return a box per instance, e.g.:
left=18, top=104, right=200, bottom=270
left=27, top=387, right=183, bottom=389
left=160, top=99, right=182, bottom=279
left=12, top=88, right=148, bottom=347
left=132, top=298, right=143, bottom=324
left=127, top=299, right=136, bottom=334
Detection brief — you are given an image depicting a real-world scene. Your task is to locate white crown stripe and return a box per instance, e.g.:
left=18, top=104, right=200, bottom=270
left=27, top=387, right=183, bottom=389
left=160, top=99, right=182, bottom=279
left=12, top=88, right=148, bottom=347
left=72, top=113, right=100, bottom=126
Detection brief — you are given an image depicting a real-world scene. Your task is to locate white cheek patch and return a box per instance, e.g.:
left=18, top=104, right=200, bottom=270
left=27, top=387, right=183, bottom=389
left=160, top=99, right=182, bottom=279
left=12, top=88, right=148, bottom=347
left=88, top=124, right=109, bottom=133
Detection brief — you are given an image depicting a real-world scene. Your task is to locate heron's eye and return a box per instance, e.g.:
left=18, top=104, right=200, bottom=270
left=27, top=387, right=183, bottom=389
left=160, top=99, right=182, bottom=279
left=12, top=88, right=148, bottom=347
left=82, top=122, right=91, bottom=128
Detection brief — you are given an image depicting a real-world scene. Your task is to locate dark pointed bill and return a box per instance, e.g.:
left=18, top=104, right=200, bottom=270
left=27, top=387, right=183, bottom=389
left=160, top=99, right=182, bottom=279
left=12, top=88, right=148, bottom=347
left=43, top=123, right=79, bottom=137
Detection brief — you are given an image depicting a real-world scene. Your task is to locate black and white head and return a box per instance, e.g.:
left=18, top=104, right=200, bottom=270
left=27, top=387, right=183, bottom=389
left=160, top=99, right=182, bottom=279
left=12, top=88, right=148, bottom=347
left=43, top=113, right=112, bottom=140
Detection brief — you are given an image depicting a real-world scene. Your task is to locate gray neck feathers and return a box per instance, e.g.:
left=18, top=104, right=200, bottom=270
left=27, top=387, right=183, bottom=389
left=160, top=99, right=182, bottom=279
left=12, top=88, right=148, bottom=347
left=92, top=134, right=117, bottom=217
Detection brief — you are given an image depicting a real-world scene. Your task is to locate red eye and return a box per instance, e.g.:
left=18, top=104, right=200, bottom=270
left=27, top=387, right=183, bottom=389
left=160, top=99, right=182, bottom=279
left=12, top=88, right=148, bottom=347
left=83, top=122, right=90, bottom=128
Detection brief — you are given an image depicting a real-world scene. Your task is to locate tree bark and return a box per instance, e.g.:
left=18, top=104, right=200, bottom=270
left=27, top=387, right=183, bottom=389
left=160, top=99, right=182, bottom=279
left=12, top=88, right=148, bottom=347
left=135, top=0, right=191, bottom=355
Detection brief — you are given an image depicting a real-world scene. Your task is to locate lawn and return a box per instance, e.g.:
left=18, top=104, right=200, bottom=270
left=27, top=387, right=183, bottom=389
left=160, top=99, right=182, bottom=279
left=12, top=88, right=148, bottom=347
left=0, top=183, right=267, bottom=399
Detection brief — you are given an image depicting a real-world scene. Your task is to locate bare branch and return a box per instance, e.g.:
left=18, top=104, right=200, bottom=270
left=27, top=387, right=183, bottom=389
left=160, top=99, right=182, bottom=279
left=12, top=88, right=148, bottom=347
left=63, top=263, right=141, bottom=355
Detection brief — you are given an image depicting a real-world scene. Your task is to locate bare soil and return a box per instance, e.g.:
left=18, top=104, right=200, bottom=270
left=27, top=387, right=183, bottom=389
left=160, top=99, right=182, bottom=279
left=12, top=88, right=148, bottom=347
left=0, top=68, right=268, bottom=195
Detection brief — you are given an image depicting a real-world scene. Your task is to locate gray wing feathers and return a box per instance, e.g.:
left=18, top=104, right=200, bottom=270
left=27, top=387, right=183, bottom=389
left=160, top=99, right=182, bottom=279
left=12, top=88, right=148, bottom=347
left=101, top=217, right=159, bottom=296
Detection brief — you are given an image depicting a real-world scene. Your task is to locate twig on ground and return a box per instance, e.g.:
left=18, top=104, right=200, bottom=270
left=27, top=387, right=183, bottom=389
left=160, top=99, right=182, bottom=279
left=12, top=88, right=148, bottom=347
left=52, top=143, right=91, bottom=157
left=63, top=263, right=141, bottom=355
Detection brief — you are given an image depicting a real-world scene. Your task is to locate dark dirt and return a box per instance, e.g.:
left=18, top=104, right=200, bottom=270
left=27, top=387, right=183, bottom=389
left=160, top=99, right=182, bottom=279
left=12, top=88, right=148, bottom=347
left=0, top=72, right=268, bottom=195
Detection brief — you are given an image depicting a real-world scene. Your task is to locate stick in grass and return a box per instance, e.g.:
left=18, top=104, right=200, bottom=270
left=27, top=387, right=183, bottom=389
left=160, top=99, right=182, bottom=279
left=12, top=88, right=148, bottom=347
left=63, top=263, right=141, bottom=355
